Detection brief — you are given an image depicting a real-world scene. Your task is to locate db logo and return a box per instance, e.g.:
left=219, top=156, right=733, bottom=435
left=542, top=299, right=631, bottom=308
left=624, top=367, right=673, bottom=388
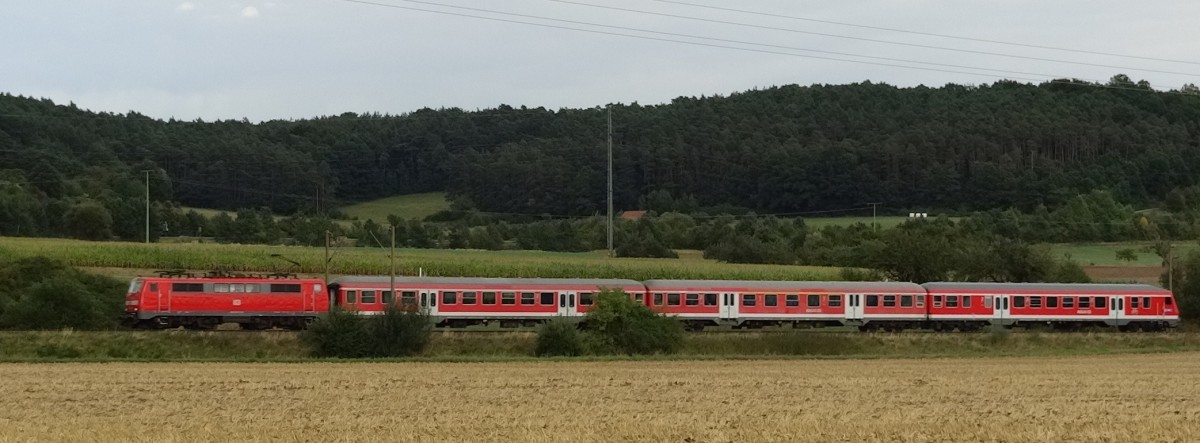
left=233, top=299, right=242, bottom=306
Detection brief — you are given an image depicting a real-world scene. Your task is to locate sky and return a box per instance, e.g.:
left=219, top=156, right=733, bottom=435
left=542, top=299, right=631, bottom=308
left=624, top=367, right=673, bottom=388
left=3, top=0, right=1199, bottom=122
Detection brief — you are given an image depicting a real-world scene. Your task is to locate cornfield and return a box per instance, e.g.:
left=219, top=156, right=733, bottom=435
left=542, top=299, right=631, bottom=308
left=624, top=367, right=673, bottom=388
left=0, top=237, right=839, bottom=280
left=0, top=353, right=1197, bottom=442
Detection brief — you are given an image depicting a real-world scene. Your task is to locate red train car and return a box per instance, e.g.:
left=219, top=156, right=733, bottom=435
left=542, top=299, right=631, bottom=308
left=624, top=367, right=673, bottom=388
left=125, top=274, right=329, bottom=329
left=641, top=280, right=927, bottom=330
left=329, top=276, right=646, bottom=328
left=921, top=282, right=1180, bottom=331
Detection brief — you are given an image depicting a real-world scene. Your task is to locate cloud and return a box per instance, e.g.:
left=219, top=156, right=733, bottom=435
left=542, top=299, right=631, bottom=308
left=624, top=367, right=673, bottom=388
left=176, top=2, right=195, bottom=12
left=241, top=6, right=259, bottom=18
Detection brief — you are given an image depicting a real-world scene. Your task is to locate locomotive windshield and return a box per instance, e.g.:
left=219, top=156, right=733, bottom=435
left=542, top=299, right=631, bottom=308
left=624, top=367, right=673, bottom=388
left=127, top=279, right=144, bottom=294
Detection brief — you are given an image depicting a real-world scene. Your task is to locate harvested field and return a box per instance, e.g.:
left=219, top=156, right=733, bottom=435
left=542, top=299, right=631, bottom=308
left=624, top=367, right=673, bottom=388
left=1083, top=265, right=1164, bottom=284
left=2, top=353, right=1199, bottom=442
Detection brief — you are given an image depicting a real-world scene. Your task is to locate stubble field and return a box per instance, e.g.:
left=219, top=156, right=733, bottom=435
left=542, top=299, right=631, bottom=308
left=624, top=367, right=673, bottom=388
left=2, top=353, right=1198, bottom=442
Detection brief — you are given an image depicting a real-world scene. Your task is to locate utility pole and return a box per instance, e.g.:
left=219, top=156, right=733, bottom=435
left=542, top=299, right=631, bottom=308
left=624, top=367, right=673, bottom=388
left=143, top=170, right=151, bottom=243
left=390, top=224, right=396, bottom=304
left=324, top=230, right=331, bottom=287
left=867, top=202, right=881, bottom=232
left=607, top=105, right=614, bottom=257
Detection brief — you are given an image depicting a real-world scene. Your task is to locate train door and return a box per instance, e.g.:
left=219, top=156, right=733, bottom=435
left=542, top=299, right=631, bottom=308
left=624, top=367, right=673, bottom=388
left=559, top=291, right=576, bottom=316
left=992, top=295, right=1010, bottom=325
left=845, top=294, right=864, bottom=321
left=420, top=290, right=439, bottom=316
left=719, top=292, right=738, bottom=320
left=155, top=282, right=170, bottom=313
left=1110, top=295, right=1125, bottom=327
left=305, top=282, right=320, bottom=313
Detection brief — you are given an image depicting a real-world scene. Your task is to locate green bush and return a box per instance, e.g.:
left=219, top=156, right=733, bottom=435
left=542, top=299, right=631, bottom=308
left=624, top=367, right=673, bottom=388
left=582, top=289, right=683, bottom=355
left=0, top=256, right=125, bottom=330
left=301, top=306, right=433, bottom=358
left=534, top=317, right=584, bottom=356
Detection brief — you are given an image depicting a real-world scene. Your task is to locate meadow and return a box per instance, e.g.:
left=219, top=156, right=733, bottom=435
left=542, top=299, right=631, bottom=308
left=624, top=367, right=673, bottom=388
left=1, top=353, right=1196, bottom=442
left=0, top=237, right=838, bottom=281
left=338, top=192, right=451, bottom=222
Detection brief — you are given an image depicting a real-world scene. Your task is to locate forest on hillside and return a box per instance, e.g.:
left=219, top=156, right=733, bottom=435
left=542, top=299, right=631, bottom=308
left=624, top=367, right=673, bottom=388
left=2, top=75, right=1200, bottom=242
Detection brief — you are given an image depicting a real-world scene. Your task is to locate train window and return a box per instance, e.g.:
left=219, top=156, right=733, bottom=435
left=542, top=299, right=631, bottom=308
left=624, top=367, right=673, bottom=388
left=829, top=295, right=842, bottom=307
left=1166, top=298, right=1174, bottom=306
left=149, top=283, right=158, bottom=292
left=1030, top=297, right=1041, bottom=309
left=865, top=295, right=879, bottom=307
left=462, top=291, right=477, bottom=304
left=1095, top=297, right=1106, bottom=309
left=345, top=290, right=358, bottom=304
left=654, top=293, right=664, bottom=306
left=232, top=284, right=246, bottom=293
left=933, top=296, right=942, bottom=308
left=1078, top=297, right=1091, bottom=309
left=1063, top=297, right=1074, bottom=308
left=667, top=293, right=681, bottom=306
left=215, top=284, right=231, bottom=293
left=270, top=284, right=301, bottom=293
left=521, top=292, right=535, bottom=305
left=635, top=293, right=645, bottom=303
left=962, top=296, right=970, bottom=308
left=540, top=292, right=554, bottom=305
left=1012, top=296, right=1025, bottom=308
left=946, top=296, right=958, bottom=308
left=402, top=291, right=417, bottom=306
left=246, top=284, right=261, bottom=293
left=983, top=297, right=992, bottom=309
left=704, top=293, right=718, bottom=306
left=765, top=294, right=778, bottom=307
left=502, top=292, right=517, bottom=305
left=441, top=291, right=456, bottom=305
left=483, top=292, right=496, bottom=305
left=741, top=294, right=756, bottom=307
left=1143, top=297, right=1151, bottom=308
left=808, top=295, right=821, bottom=307
left=901, top=295, right=913, bottom=307
left=1047, top=297, right=1058, bottom=308
left=881, top=295, right=895, bottom=307
left=130, top=281, right=145, bottom=293
left=686, top=293, right=699, bottom=306
left=786, top=294, right=799, bottom=307
left=361, top=290, right=377, bottom=304
left=577, top=292, right=592, bottom=306
left=382, top=291, right=394, bottom=304
left=916, top=295, right=925, bottom=308
left=1130, top=297, right=1139, bottom=309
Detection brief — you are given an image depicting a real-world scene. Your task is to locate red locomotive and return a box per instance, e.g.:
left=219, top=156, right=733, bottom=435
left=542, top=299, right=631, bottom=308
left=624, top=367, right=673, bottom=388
left=125, top=273, right=1180, bottom=331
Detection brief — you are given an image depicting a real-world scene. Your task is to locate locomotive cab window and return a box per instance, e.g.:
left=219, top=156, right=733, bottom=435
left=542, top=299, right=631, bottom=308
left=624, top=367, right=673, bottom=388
left=149, top=283, right=158, bottom=292
left=764, top=294, right=778, bottom=307
left=742, top=294, right=756, bottom=307
left=704, top=293, right=718, bottom=306
left=361, top=290, right=377, bottom=304
left=503, top=292, right=517, bottom=305
left=1166, top=298, right=1174, bottom=306
left=901, top=295, right=913, bottom=307
left=808, top=295, right=821, bottom=307
left=829, top=295, right=842, bottom=307
left=521, top=292, right=535, bottom=305
left=685, top=293, right=699, bottom=306
left=786, top=294, right=799, bottom=307
left=865, top=295, right=879, bottom=307
left=540, top=292, right=554, bottom=305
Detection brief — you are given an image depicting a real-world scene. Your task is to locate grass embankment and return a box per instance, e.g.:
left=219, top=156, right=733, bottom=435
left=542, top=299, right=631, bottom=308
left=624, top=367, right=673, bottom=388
left=2, top=353, right=1198, bottom=441
left=0, top=237, right=838, bottom=281
left=339, top=192, right=450, bottom=222
left=4, top=330, right=1199, bottom=362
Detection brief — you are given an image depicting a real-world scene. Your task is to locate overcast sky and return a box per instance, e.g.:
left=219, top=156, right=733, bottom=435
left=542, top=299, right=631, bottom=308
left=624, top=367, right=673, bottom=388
left=3, top=0, right=1199, bottom=121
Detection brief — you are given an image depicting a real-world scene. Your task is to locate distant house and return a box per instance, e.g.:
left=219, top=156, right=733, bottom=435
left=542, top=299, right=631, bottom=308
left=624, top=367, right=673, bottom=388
left=620, top=210, right=647, bottom=221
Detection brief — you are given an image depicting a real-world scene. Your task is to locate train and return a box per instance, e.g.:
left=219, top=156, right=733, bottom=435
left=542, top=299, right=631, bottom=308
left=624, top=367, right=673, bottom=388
left=124, top=273, right=1181, bottom=332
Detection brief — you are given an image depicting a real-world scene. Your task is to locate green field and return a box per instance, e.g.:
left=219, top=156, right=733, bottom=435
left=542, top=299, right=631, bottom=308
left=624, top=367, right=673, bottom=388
left=0, top=237, right=838, bottom=281
left=802, top=215, right=954, bottom=230
left=339, top=192, right=450, bottom=222
left=1050, top=242, right=1197, bottom=266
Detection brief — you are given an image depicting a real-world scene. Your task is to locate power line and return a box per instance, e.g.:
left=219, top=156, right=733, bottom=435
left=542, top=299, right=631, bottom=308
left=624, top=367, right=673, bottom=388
left=646, top=0, right=1200, bottom=66
left=548, top=0, right=1200, bottom=78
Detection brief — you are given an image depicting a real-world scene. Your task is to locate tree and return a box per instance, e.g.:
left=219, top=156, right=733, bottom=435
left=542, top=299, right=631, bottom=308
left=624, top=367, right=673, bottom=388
left=62, top=201, right=113, bottom=241
left=1115, top=248, right=1138, bottom=263
left=581, top=289, right=683, bottom=355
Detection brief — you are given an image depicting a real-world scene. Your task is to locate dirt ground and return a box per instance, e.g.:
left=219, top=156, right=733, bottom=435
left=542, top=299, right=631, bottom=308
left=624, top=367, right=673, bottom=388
left=1, top=353, right=1198, bottom=442
left=1083, top=265, right=1164, bottom=284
